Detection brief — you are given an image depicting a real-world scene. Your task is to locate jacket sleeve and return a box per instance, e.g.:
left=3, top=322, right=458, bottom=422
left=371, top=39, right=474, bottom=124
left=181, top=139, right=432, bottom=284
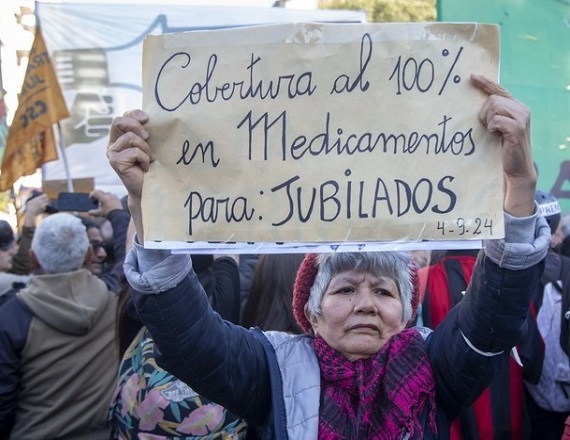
left=100, top=209, right=130, bottom=293
left=0, top=298, right=33, bottom=438
left=427, top=209, right=550, bottom=420
left=10, top=226, right=35, bottom=275
left=125, top=242, right=272, bottom=425
left=209, top=257, right=242, bottom=324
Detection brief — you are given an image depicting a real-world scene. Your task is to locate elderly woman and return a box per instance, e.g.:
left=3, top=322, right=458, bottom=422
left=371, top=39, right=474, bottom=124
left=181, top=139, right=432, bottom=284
left=107, top=75, right=549, bottom=439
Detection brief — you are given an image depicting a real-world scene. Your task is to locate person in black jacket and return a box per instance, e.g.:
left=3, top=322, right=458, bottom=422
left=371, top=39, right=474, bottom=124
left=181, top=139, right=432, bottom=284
left=524, top=190, right=570, bottom=439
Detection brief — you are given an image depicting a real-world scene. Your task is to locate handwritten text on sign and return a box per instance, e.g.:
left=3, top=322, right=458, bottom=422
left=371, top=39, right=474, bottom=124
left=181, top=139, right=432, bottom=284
left=141, top=22, right=502, bottom=250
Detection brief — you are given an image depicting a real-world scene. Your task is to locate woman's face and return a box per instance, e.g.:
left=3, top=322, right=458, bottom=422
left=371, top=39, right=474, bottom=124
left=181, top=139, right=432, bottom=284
left=307, top=269, right=405, bottom=361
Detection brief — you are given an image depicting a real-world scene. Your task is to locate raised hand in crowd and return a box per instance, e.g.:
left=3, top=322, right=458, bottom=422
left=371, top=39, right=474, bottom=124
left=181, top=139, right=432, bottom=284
left=88, top=189, right=123, bottom=217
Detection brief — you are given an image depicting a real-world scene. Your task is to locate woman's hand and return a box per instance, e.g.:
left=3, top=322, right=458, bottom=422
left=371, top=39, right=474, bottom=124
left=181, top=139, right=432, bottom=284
left=470, top=74, right=536, bottom=217
left=107, top=109, right=154, bottom=241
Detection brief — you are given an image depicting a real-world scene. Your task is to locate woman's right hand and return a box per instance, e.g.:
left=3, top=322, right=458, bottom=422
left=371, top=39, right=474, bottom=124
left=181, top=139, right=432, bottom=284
left=107, top=109, right=153, bottom=199
left=107, top=109, right=154, bottom=241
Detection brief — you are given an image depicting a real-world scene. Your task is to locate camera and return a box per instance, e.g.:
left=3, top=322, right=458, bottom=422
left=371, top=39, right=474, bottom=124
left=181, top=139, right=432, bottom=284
left=56, top=192, right=99, bottom=212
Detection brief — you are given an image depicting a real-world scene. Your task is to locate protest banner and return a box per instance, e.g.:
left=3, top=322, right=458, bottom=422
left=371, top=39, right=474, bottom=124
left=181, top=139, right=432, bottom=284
left=42, top=177, right=95, bottom=200
left=0, top=26, right=69, bottom=191
left=141, top=22, right=501, bottom=252
left=36, top=1, right=366, bottom=197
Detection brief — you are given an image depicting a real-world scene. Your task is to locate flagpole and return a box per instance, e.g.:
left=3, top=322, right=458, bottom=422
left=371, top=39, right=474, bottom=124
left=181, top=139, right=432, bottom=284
left=55, top=122, right=74, bottom=192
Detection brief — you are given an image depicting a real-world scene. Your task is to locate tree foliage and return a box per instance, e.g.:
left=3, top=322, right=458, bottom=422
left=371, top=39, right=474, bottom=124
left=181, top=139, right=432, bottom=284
left=318, top=0, right=437, bottom=23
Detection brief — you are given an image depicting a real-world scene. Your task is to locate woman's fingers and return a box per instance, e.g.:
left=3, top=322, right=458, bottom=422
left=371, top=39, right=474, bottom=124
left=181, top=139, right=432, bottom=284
left=470, top=74, right=536, bottom=216
left=108, top=112, right=153, bottom=156
left=470, top=73, right=513, bottom=99
left=108, top=131, right=153, bottom=164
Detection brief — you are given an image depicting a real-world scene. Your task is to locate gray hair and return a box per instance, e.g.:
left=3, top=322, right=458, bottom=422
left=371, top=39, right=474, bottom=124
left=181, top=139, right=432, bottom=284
left=306, top=252, right=414, bottom=324
left=31, top=213, right=89, bottom=274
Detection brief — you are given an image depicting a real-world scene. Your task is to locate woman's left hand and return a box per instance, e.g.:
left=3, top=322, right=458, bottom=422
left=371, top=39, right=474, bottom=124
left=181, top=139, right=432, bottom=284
left=471, top=74, right=536, bottom=217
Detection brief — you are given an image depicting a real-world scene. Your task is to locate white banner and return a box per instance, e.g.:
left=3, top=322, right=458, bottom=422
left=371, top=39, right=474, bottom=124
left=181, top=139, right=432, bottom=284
left=35, top=1, right=367, bottom=197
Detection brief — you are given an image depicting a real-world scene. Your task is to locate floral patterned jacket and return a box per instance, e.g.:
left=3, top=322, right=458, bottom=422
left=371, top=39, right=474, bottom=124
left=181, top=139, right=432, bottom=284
left=109, top=327, right=248, bottom=439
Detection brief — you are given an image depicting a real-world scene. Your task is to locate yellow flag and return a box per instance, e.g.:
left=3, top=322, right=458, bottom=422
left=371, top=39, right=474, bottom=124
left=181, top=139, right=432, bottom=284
left=0, top=26, right=69, bottom=191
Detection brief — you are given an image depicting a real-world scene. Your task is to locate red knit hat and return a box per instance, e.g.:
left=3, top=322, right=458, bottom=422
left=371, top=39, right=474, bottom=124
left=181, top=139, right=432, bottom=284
left=292, top=253, right=422, bottom=334
left=292, top=254, right=319, bottom=333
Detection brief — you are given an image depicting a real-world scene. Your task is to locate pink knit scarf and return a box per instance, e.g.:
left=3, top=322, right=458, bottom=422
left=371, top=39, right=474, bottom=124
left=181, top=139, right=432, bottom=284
left=313, top=329, right=438, bottom=439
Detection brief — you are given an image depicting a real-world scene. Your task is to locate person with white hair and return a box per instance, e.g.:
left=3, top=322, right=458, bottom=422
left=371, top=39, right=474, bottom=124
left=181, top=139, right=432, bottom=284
left=107, top=74, right=549, bottom=438
left=0, top=213, right=119, bottom=440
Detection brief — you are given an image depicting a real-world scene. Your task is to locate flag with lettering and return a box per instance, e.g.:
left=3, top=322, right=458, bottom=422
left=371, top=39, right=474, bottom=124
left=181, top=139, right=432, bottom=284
left=0, top=25, right=69, bottom=191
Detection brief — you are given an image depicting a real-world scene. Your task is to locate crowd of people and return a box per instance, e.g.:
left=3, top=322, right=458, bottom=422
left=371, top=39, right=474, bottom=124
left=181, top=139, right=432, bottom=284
left=0, top=74, right=569, bottom=440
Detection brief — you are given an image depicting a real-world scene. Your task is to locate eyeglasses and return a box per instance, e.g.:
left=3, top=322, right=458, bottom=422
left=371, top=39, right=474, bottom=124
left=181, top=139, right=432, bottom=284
left=90, top=241, right=106, bottom=252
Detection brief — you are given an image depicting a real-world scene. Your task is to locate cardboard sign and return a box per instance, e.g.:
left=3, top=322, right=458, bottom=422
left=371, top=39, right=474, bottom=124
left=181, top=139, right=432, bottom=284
left=141, top=22, right=502, bottom=252
left=42, top=177, right=95, bottom=200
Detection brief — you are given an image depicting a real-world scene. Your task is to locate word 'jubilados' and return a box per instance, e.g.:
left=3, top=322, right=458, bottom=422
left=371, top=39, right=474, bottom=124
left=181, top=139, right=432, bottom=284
left=183, top=173, right=457, bottom=235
